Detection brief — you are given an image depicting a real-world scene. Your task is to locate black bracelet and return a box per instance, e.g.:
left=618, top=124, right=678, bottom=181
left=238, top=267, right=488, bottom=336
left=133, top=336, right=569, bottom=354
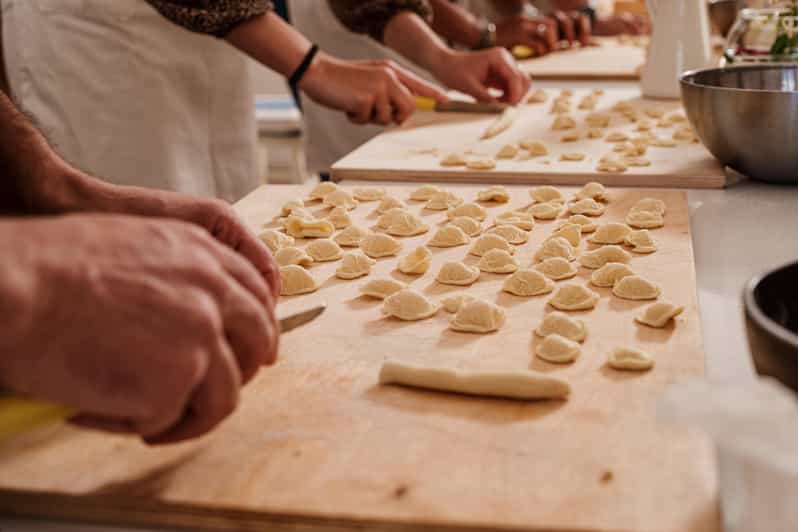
left=289, top=44, right=319, bottom=88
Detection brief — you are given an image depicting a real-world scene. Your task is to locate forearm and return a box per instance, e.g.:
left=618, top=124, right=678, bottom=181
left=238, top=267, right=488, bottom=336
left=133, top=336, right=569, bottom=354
left=383, top=11, right=450, bottom=74
left=427, top=0, right=482, bottom=49
left=225, top=11, right=311, bottom=78
left=486, top=0, right=527, bottom=18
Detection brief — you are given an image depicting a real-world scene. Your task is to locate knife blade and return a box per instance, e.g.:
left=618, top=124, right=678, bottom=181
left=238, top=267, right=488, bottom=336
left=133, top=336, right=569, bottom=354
left=414, top=96, right=508, bottom=114
left=279, top=303, right=325, bottom=333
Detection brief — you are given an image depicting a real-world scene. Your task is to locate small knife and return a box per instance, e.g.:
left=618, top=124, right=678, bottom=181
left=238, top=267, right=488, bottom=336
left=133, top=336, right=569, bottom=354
left=415, top=96, right=508, bottom=114
left=0, top=304, right=326, bottom=441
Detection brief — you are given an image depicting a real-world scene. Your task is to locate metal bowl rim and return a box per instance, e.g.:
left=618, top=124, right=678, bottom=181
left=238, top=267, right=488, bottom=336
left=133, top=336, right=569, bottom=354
left=743, top=260, right=798, bottom=350
left=680, top=65, right=798, bottom=94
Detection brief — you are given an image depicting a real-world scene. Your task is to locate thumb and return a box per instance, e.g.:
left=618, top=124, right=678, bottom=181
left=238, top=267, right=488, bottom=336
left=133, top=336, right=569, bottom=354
left=392, top=66, right=449, bottom=104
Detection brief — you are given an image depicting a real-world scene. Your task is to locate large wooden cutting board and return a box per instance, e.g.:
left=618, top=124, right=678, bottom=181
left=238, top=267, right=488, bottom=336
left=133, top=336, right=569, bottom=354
left=0, top=184, right=718, bottom=532
left=518, top=37, right=646, bottom=80
left=332, top=88, right=727, bottom=189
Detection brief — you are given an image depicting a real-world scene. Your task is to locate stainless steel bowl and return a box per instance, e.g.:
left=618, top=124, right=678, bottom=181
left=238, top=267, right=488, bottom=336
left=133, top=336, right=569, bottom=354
left=680, top=65, right=798, bottom=184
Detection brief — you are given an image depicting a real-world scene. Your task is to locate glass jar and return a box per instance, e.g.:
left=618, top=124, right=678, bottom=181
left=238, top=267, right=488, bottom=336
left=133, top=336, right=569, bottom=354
left=722, top=4, right=798, bottom=65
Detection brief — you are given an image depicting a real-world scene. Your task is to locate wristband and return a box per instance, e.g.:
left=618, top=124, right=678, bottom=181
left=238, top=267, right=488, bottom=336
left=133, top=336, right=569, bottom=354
left=475, top=19, right=497, bottom=50
left=289, top=44, right=319, bottom=88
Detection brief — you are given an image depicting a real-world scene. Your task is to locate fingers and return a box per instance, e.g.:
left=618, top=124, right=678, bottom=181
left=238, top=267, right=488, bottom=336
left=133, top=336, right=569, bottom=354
left=373, top=88, right=393, bottom=126
left=552, top=11, right=576, bottom=45
left=524, top=18, right=557, bottom=53
left=572, top=12, right=592, bottom=46
left=223, top=280, right=278, bottom=382
left=388, top=79, right=416, bottom=124
left=347, top=93, right=374, bottom=124
left=392, top=65, right=449, bottom=104
left=487, top=49, right=528, bottom=104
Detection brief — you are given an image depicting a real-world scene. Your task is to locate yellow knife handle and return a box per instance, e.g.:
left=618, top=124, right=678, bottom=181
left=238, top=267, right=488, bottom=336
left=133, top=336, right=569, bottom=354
left=414, top=96, right=436, bottom=111
left=0, top=396, right=74, bottom=441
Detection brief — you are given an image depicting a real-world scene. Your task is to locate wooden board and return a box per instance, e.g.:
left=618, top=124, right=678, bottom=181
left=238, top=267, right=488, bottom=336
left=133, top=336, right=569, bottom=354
left=0, top=184, right=719, bottom=532
left=332, top=88, right=727, bottom=189
left=518, top=37, right=646, bottom=80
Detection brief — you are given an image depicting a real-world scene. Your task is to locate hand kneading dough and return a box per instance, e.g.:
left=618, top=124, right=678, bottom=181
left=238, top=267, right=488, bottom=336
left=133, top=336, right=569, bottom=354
left=409, top=184, right=443, bottom=201
left=259, top=229, right=295, bottom=253
left=478, top=249, right=520, bottom=273
left=378, top=360, right=570, bottom=400
left=496, top=144, right=519, bottom=159
left=469, top=234, right=514, bottom=257
left=548, top=283, right=600, bottom=311
left=336, top=252, right=377, bottom=279
left=477, top=185, right=510, bottom=203
left=440, top=152, right=467, bottom=167
left=334, top=225, right=369, bottom=247
left=323, top=189, right=358, bottom=211
left=429, top=225, right=470, bottom=248
left=535, top=333, right=581, bottom=363
left=352, top=186, right=386, bottom=202
left=308, top=181, right=339, bottom=200
left=382, top=289, right=440, bottom=321
left=437, top=261, right=480, bottom=285
left=305, top=238, right=343, bottom=262
left=359, top=278, right=406, bottom=299
left=494, top=211, right=534, bottom=231
left=450, top=299, right=506, bottom=333
left=625, top=229, right=658, bottom=253
left=284, top=216, right=335, bottom=238
left=560, top=214, right=597, bottom=233
left=534, top=237, right=576, bottom=263
left=280, top=265, right=319, bottom=296
left=486, top=224, right=528, bottom=244
left=580, top=245, right=632, bottom=269
left=376, top=196, right=407, bottom=214
left=590, top=223, right=632, bottom=244
left=425, top=191, right=464, bottom=211
left=520, top=139, right=549, bottom=156
left=398, top=246, right=432, bottom=274
left=626, top=209, right=665, bottom=229
left=527, top=201, right=563, bottom=220
left=547, top=223, right=581, bottom=247
left=360, top=233, right=402, bottom=258
left=327, top=207, right=352, bottom=229
left=575, top=182, right=608, bottom=202
left=441, top=293, right=476, bottom=313
left=280, top=198, right=306, bottom=216
left=630, top=197, right=666, bottom=215
left=635, top=301, right=685, bottom=328
left=380, top=210, right=429, bottom=237
left=502, top=269, right=555, bottom=296
left=534, top=257, right=578, bottom=280
left=612, top=275, right=660, bottom=300
left=449, top=216, right=483, bottom=236
left=535, top=311, right=587, bottom=343
left=275, top=246, right=313, bottom=267
left=530, top=185, right=565, bottom=204
left=466, top=156, right=497, bottom=170
left=608, top=347, right=654, bottom=371
left=569, top=198, right=605, bottom=216
left=590, top=262, right=635, bottom=287
left=447, top=202, right=487, bottom=221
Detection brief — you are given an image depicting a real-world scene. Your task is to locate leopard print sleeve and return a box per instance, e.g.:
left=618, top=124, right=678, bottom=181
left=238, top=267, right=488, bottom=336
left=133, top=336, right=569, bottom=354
left=145, top=0, right=274, bottom=37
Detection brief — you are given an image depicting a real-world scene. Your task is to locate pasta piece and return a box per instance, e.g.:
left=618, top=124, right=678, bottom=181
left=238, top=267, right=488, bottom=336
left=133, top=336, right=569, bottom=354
left=625, top=229, right=657, bottom=253
left=305, top=238, right=343, bottom=262
left=382, top=289, right=440, bottom=321
left=651, top=137, right=677, bottom=148
left=334, top=225, right=369, bottom=247
left=425, top=191, right=464, bottom=211
left=593, top=88, right=605, bottom=96
left=644, top=107, right=665, bottom=119
left=466, top=156, right=497, bottom=170
left=360, top=278, right=406, bottom=299
left=526, top=88, right=548, bottom=104
left=380, top=210, right=430, bottom=237
left=409, top=184, right=443, bottom=201
left=274, top=246, right=313, bottom=267
left=626, top=210, right=664, bottom=229
left=527, top=201, right=563, bottom=220
left=606, top=132, right=629, bottom=143
left=378, top=360, right=571, bottom=400
left=376, top=196, right=407, bottom=214
left=549, top=99, right=571, bottom=115
left=441, top=293, right=476, bottom=313
left=578, top=95, right=597, bottom=110
left=327, top=207, right=352, bottom=230
left=560, top=89, right=573, bottom=97
left=307, top=182, right=339, bottom=201
left=284, top=216, right=335, bottom=238
left=360, top=233, right=402, bottom=258
left=560, top=152, right=586, bottom=162
left=560, top=214, right=597, bottom=233
left=397, top=246, right=432, bottom=275
left=428, top=225, right=470, bottom=248
left=535, top=333, right=581, bottom=363
left=352, top=186, right=386, bottom=202
left=596, top=157, right=628, bottom=173
left=449, top=216, right=483, bottom=236
left=551, top=115, right=576, bottom=130
left=530, top=185, right=565, bottom=204
left=469, top=234, right=514, bottom=257
left=376, top=208, right=408, bottom=229
left=323, top=189, right=358, bottom=211
left=668, top=112, right=687, bottom=124
left=635, top=301, right=685, bottom=328
left=636, top=120, right=653, bottom=132
left=623, top=156, right=651, bottom=167
left=440, top=153, right=467, bottom=167
left=548, top=283, right=600, bottom=311
left=447, top=202, right=487, bottom=221
left=585, top=112, right=611, bottom=128
left=607, top=347, right=654, bottom=371
left=496, top=144, right=519, bottom=159
left=535, top=311, right=587, bottom=343
left=534, top=237, right=576, bottom=263
left=561, top=132, right=580, bottom=142
left=534, top=257, right=578, bottom=281
left=612, top=101, right=634, bottom=113
left=568, top=198, right=605, bottom=216
left=590, top=223, right=632, bottom=245
left=520, top=139, right=549, bottom=156
left=590, top=262, right=635, bottom=287
left=450, top=299, right=506, bottom=333
left=436, top=261, right=480, bottom=286
left=580, top=245, right=632, bottom=269
left=336, top=252, right=377, bottom=279
left=494, top=211, right=534, bottom=231
left=477, top=185, right=510, bottom=203
left=279, top=265, right=319, bottom=296
left=481, top=106, right=518, bottom=139
left=574, top=182, right=608, bottom=202
left=587, top=128, right=605, bottom=139
left=259, top=229, right=295, bottom=253
left=280, top=198, right=306, bottom=217
left=630, top=197, right=666, bottom=215
left=502, top=269, right=555, bottom=296
left=486, top=224, right=528, bottom=245
left=612, top=275, right=660, bottom=300
left=547, top=223, right=581, bottom=247
left=673, top=126, right=697, bottom=142
left=478, top=249, right=520, bottom=274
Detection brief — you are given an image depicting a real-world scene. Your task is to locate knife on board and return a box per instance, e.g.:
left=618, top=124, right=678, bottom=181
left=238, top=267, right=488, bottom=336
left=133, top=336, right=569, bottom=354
left=414, top=96, right=508, bottom=114
left=0, top=304, right=326, bottom=442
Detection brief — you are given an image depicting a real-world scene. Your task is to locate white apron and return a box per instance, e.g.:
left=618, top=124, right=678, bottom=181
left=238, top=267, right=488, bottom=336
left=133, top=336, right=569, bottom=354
left=2, top=0, right=259, bottom=203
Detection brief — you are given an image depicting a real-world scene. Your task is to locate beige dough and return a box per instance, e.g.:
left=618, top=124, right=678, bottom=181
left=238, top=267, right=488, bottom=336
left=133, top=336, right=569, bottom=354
left=526, top=88, right=548, bottom=104
left=585, top=112, right=611, bottom=128
left=590, top=222, right=632, bottom=245
left=580, top=245, right=632, bottom=269
left=623, top=156, right=652, bottom=167
left=305, top=238, right=344, bottom=262
left=548, top=223, right=582, bottom=247
left=382, top=289, right=440, bottom=321
left=560, top=89, right=573, bottom=97
left=560, top=152, right=586, bottom=162
left=352, top=186, right=386, bottom=202
left=360, top=278, right=406, bottom=299
left=551, top=115, right=576, bottom=130
left=466, top=156, right=497, bottom=170
left=469, top=233, right=514, bottom=257
left=596, top=157, right=628, bottom=173
left=485, top=224, right=528, bottom=245
left=327, top=206, right=352, bottom=230
left=398, top=246, right=432, bottom=275
left=635, top=301, right=685, bottom=328
left=502, top=269, right=555, bottom=296
left=376, top=207, right=408, bottom=229
left=534, top=257, right=578, bottom=281
left=548, top=283, right=600, bottom=311
left=376, top=196, right=407, bottom=214
left=409, top=184, right=443, bottom=201
left=323, top=189, right=358, bottom=211
left=477, top=185, right=510, bottom=203
left=360, top=233, right=402, bottom=258
left=673, top=126, right=697, bottom=142
left=274, top=246, right=313, bottom=267
left=535, top=311, right=587, bottom=343
left=630, top=197, right=666, bottom=215
left=530, top=185, right=565, bottom=204
left=549, top=99, right=571, bottom=115
left=560, top=214, right=598, bottom=233
left=535, top=333, right=581, bottom=363
left=481, top=106, right=518, bottom=139
left=668, top=112, right=687, bottom=124
left=436, top=261, right=480, bottom=286
left=279, top=265, right=319, bottom=296
left=644, top=107, right=665, bottom=119
left=625, top=229, right=658, bottom=253
left=651, top=137, right=677, bottom=148
left=478, top=249, right=520, bottom=274
left=578, top=95, right=597, bottom=110
left=336, top=252, right=377, bottom=279
left=612, top=101, right=634, bottom=113
left=590, top=262, right=635, bottom=287
left=613, top=275, right=661, bottom=300
left=441, top=293, right=476, bottom=313
left=495, top=144, right=519, bottom=159
left=494, top=211, right=534, bottom=231
left=284, top=216, right=335, bottom=238
left=259, top=229, right=295, bottom=253
left=276, top=206, right=313, bottom=225
left=626, top=209, right=665, bottom=229
left=527, top=201, right=563, bottom=220
left=568, top=198, right=605, bottom=216
left=520, top=139, right=549, bottom=156
left=429, top=225, right=470, bottom=248
left=378, top=360, right=571, bottom=400
left=607, top=347, right=654, bottom=371
left=447, top=202, right=487, bottom=221
left=636, top=120, right=653, bottom=132
left=587, top=128, right=605, bottom=139
left=575, top=182, right=608, bottom=202
left=440, top=152, right=467, bottom=167
left=307, top=181, right=339, bottom=201
left=334, top=225, right=369, bottom=247
left=606, top=131, right=629, bottom=143
left=450, top=299, right=506, bottom=333
left=280, top=198, right=306, bottom=217
left=534, top=236, right=576, bottom=263
left=379, top=209, right=429, bottom=237
left=560, top=132, right=580, bottom=143
left=449, top=216, right=483, bottom=236
left=425, top=191, right=464, bottom=211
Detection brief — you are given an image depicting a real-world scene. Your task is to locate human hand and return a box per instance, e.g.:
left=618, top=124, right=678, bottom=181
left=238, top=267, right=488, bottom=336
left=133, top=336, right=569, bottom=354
left=0, top=214, right=279, bottom=444
left=495, top=15, right=559, bottom=56
left=429, top=47, right=531, bottom=104
left=551, top=10, right=593, bottom=47
left=593, top=14, right=650, bottom=37
left=299, top=53, right=448, bottom=125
